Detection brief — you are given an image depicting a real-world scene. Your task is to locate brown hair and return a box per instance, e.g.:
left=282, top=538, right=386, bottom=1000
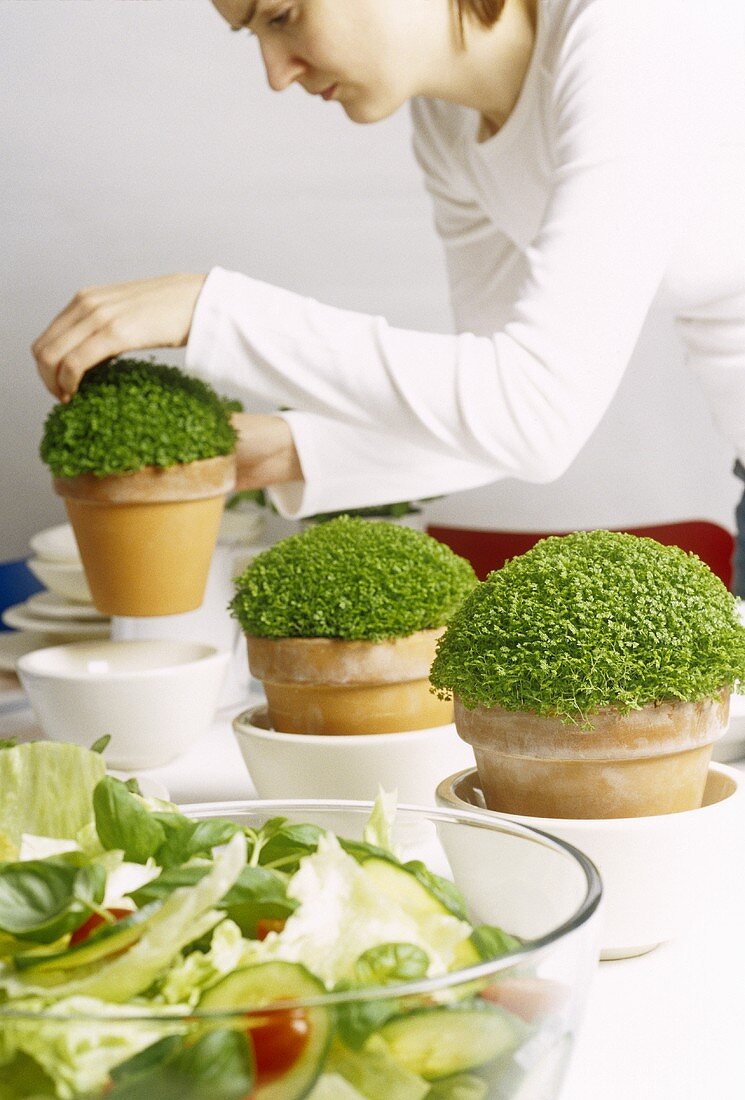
left=453, top=0, right=507, bottom=33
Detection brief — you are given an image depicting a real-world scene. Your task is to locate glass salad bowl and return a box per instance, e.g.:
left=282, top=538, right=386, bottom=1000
left=0, top=800, right=602, bottom=1100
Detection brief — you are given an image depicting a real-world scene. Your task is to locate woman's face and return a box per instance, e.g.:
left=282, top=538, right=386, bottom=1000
left=212, top=0, right=447, bottom=123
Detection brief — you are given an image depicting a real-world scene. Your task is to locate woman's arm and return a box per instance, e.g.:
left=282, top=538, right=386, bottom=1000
left=183, top=1, right=723, bottom=516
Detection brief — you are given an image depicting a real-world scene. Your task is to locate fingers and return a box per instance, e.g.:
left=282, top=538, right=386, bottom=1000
left=31, top=274, right=207, bottom=402
left=32, top=285, right=122, bottom=399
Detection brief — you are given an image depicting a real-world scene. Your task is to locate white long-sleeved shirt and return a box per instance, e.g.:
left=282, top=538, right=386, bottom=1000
left=186, top=0, right=745, bottom=519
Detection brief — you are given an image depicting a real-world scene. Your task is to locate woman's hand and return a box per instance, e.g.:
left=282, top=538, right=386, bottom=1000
left=31, top=273, right=207, bottom=401
left=232, top=413, right=304, bottom=489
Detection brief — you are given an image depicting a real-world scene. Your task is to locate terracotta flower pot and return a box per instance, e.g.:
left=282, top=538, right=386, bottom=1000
left=54, top=455, right=236, bottom=617
left=454, top=690, right=730, bottom=819
left=246, top=628, right=453, bottom=735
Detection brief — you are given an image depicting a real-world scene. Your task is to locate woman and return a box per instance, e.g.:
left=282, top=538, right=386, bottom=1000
left=32, top=0, right=745, bottom=582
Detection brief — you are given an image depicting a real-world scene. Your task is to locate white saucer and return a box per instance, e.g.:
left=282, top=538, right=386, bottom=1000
left=29, top=523, right=81, bottom=564
left=25, top=591, right=108, bottom=623
left=2, top=604, right=110, bottom=638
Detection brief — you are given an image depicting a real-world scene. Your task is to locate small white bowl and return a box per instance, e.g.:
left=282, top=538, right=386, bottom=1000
left=436, top=764, right=744, bottom=959
left=27, top=557, right=92, bottom=603
left=29, top=523, right=81, bottom=564
left=17, top=640, right=230, bottom=769
left=232, top=705, right=475, bottom=803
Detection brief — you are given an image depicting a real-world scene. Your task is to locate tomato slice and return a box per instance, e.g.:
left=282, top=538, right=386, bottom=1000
left=248, top=1008, right=310, bottom=1083
left=479, top=977, right=567, bottom=1021
left=255, top=918, right=286, bottom=941
left=69, top=907, right=132, bottom=946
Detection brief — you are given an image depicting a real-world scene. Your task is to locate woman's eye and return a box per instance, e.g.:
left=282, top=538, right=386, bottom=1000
left=267, top=9, right=291, bottom=27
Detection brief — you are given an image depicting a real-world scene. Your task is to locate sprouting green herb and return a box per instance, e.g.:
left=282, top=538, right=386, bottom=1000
left=40, top=358, right=237, bottom=478
left=430, top=530, right=745, bottom=722
left=308, top=501, right=421, bottom=522
left=89, top=735, right=111, bottom=755
left=230, top=515, right=477, bottom=641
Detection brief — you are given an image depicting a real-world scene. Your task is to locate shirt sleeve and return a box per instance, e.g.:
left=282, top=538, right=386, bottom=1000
left=186, top=0, right=705, bottom=517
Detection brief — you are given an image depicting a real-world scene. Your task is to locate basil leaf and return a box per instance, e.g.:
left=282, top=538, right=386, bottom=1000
left=131, top=865, right=297, bottom=936
left=0, top=859, right=105, bottom=944
left=470, top=924, right=522, bottom=960
left=257, top=823, right=324, bottom=871
left=338, top=838, right=396, bottom=865
left=403, top=860, right=469, bottom=920
left=110, top=1035, right=181, bottom=1085
left=72, top=862, right=107, bottom=909
left=108, top=1029, right=254, bottom=1100
left=94, top=777, right=166, bottom=863
left=152, top=815, right=241, bottom=870
left=333, top=980, right=397, bottom=1050
left=354, top=942, right=429, bottom=986
left=0, top=1052, right=56, bottom=1098
left=89, top=734, right=111, bottom=754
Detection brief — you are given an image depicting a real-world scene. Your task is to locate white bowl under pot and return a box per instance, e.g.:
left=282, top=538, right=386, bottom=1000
left=232, top=705, right=475, bottom=803
left=17, top=640, right=230, bottom=770
left=436, top=764, right=745, bottom=960
left=26, top=557, right=92, bottom=604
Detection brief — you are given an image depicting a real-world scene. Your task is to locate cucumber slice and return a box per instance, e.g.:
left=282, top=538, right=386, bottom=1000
left=361, top=860, right=447, bottom=918
left=360, top=860, right=480, bottom=970
left=200, top=961, right=333, bottom=1100
left=307, top=1073, right=367, bottom=1100
left=328, top=1036, right=429, bottom=1100
left=15, top=903, right=161, bottom=972
left=377, top=1004, right=523, bottom=1081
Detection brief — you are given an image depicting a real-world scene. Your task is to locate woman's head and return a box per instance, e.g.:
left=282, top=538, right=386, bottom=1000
left=212, top=0, right=512, bottom=124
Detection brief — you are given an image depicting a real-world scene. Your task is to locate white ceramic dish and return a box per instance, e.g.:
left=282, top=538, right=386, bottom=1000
left=436, top=763, right=744, bottom=960
left=26, top=557, right=92, bottom=604
left=713, top=692, right=745, bottom=763
left=28, top=523, right=81, bottom=564
left=3, top=603, right=110, bottom=638
left=17, top=639, right=230, bottom=770
left=232, top=704, right=475, bottom=803
left=25, top=591, right=107, bottom=622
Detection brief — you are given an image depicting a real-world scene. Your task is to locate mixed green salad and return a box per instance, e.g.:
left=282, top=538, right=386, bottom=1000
left=0, top=742, right=563, bottom=1100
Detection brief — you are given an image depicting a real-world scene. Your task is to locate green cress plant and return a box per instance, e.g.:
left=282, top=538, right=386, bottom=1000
left=40, top=358, right=237, bottom=478
left=430, top=529, right=745, bottom=723
left=230, top=515, right=477, bottom=642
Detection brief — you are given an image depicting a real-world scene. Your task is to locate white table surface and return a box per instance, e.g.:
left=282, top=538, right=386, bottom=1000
left=1, top=692, right=744, bottom=1100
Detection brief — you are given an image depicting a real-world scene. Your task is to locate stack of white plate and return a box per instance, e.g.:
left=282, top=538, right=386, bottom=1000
left=0, top=525, right=110, bottom=670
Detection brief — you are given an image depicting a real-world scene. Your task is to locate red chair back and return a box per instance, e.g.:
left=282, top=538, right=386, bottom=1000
left=427, top=521, right=735, bottom=588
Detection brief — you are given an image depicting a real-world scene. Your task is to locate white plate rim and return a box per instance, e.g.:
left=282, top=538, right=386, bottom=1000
left=1, top=604, right=110, bottom=637
left=24, top=591, right=107, bottom=623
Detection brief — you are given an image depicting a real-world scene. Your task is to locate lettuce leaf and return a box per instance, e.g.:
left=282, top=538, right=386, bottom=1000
left=0, top=743, right=105, bottom=856
left=9, top=833, right=247, bottom=1002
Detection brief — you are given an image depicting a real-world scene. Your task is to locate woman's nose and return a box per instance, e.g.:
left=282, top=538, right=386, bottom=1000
left=260, top=39, right=306, bottom=91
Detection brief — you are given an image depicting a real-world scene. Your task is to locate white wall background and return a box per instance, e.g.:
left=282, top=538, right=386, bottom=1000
left=2, top=0, right=741, bottom=560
